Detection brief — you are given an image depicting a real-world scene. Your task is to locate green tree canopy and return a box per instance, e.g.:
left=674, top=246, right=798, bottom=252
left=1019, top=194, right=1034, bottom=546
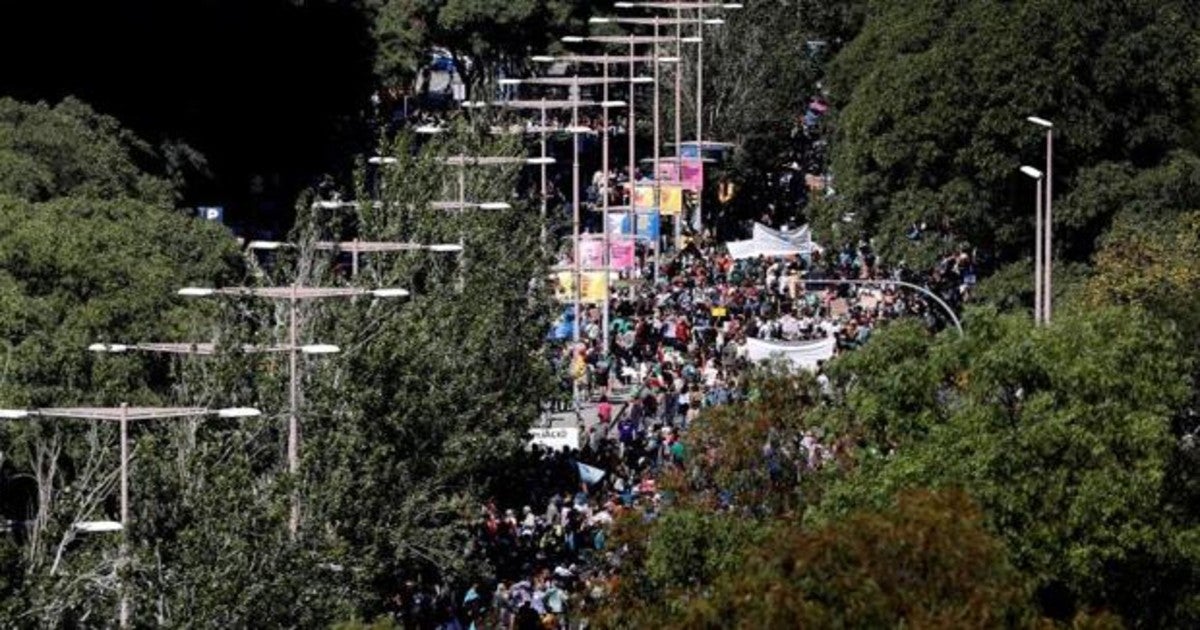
left=0, top=98, right=178, bottom=205
left=368, top=0, right=595, bottom=92
left=603, top=489, right=1044, bottom=629
left=820, top=0, right=1200, bottom=268
left=816, top=305, right=1198, bottom=624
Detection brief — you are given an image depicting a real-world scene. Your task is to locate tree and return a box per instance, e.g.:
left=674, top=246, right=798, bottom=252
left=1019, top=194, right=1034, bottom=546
left=1083, top=210, right=1200, bottom=360
left=0, top=97, right=177, bottom=205
left=255, top=122, right=558, bottom=617
left=602, top=489, right=1044, bottom=629
left=367, top=0, right=595, bottom=94
left=816, top=305, right=1200, bottom=625
left=0, top=98, right=251, bottom=626
left=819, top=0, right=1200, bottom=268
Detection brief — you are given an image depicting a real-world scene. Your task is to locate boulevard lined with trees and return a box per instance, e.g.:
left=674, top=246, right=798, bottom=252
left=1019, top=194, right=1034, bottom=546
left=2, top=0, right=1200, bottom=627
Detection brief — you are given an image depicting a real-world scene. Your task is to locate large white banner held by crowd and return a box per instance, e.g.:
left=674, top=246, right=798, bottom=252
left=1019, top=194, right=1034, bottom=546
left=725, top=222, right=824, bottom=259
left=745, top=336, right=836, bottom=370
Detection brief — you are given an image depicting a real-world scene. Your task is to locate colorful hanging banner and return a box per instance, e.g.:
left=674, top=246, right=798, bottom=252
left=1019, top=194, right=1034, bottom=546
left=553, top=271, right=612, bottom=303
left=606, top=213, right=660, bottom=241
left=578, top=239, right=605, bottom=268
left=659, top=184, right=683, bottom=216
left=576, top=237, right=636, bottom=270
left=680, top=159, right=704, bottom=191
left=656, top=161, right=680, bottom=181
left=629, top=184, right=656, bottom=210
left=609, top=238, right=635, bottom=269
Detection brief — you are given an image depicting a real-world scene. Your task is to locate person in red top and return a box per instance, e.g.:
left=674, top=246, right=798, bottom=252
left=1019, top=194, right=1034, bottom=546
left=674, top=316, right=690, bottom=350
left=596, top=395, right=613, bottom=425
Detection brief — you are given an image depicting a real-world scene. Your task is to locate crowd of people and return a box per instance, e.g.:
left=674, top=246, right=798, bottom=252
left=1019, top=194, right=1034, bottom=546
left=553, top=227, right=975, bottom=408
left=382, top=224, right=976, bottom=627
left=378, top=89, right=976, bottom=630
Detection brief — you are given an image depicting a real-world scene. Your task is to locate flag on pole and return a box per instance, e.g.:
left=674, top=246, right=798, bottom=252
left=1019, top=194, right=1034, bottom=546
left=577, top=462, right=606, bottom=485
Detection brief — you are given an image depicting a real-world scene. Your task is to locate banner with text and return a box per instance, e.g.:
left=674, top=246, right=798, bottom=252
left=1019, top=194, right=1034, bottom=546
left=530, top=428, right=579, bottom=451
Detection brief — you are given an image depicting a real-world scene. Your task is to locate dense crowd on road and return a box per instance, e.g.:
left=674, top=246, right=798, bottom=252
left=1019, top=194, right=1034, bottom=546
left=554, top=226, right=976, bottom=408
left=376, top=220, right=976, bottom=627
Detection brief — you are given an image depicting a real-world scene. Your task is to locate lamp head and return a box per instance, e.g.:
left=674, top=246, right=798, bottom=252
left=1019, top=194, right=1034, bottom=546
left=88, top=343, right=130, bottom=353
left=372, top=288, right=411, bottom=298
left=178, top=288, right=215, bottom=297
left=216, top=407, right=262, bottom=418
left=72, top=521, right=123, bottom=533
left=1019, top=166, right=1044, bottom=179
left=300, top=344, right=341, bottom=355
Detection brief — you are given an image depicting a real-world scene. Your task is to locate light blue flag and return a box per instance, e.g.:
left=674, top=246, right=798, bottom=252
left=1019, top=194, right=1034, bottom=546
left=577, top=461, right=606, bottom=485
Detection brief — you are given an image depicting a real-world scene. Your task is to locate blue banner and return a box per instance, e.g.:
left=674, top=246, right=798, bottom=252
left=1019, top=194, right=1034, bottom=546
left=606, top=212, right=660, bottom=241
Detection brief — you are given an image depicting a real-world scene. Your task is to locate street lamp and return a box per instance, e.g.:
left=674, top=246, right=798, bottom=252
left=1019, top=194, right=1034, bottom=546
left=583, top=17, right=713, bottom=253
left=1019, top=165, right=1044, bottom=325
left=178, top=285, right=406, bottom=535
left=88, top=342, right=342, bottom=356
left=1, top=404, right=261, bottom=628
left=614, top=2, right=742, bottom=234
left=497, top=78, right=637, bottom=365
left=462, top=99, right=623, bottom=251
left=1026, top=116, right=1054, bottom=323
left=247, top=239, right=464, bottom=277
left=561, top=32, right=705, bottom=269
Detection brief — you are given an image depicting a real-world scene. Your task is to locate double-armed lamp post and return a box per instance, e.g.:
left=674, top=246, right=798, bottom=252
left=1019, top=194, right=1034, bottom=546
left=178, top=285, right=408, bottom=535
left=1, top=405, right=261, bottom=628
left=610, top=1, right=743, bottom=233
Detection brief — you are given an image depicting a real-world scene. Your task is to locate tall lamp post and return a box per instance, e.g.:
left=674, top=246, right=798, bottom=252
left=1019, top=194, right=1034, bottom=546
left=1026, top=116, right=1054, bottom=323
left=1019, top=165, right=1044, bottom=325
left=463, top=98, right=594, bottom=249
left=590, top=15, right=720, bottom=255
left=562, top=34, right=696, bottom=277
left=613, top=2, right=743, bottom=234
left=1, top=405, right=261, bottom=628
left=431, top=154, right=557, bottom=291
left=178, top=285, right=408, bottom=535
left=497, top=75, right=644, bottom=358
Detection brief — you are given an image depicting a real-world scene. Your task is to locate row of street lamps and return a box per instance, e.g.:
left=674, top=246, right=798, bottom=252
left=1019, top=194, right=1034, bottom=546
left=1, top=204, right=471, bottom=625
left=1020, top=115, right=1055, bottom=325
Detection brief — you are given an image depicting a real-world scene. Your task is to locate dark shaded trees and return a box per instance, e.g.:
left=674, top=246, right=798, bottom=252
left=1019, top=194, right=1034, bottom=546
left=819, top=0, right=1200, bottom=269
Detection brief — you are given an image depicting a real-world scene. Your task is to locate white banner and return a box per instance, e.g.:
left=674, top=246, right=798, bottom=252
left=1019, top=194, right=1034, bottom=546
left=529, top=428, right=579, bottom=451
left=745, top=336, right=836, bottom=370
left=726, top=223, right=824, bottom=259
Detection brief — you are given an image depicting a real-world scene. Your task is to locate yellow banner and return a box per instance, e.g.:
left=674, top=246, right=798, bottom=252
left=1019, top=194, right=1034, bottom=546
left=632, top=185, right=656, bottom=210
left=553, top=271, right=612, bottom=303
left=659, top=184, right=683, bottom=216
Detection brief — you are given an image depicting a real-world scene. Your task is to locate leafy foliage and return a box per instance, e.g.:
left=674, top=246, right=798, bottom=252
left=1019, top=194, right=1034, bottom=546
left=820, top=0, right=1200, bottom=265
left=0, top=97, right=176, bottom=205
left=368, top=0, right=594, bottom=91
left=816, top=306, right=1198, bottom=624
left=604, top=489, right=1040, bottom=629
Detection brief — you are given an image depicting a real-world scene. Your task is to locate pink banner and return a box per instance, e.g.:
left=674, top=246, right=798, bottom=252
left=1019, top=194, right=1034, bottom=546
left=609, top=238, right=635, bottom=270
left=656, top=162, right=680, bottom=181
left=579, top=239, right=604, bottom=268
left=578, top=237, right=635, bottom=269
left=681, top=159, right=704, bottom=191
